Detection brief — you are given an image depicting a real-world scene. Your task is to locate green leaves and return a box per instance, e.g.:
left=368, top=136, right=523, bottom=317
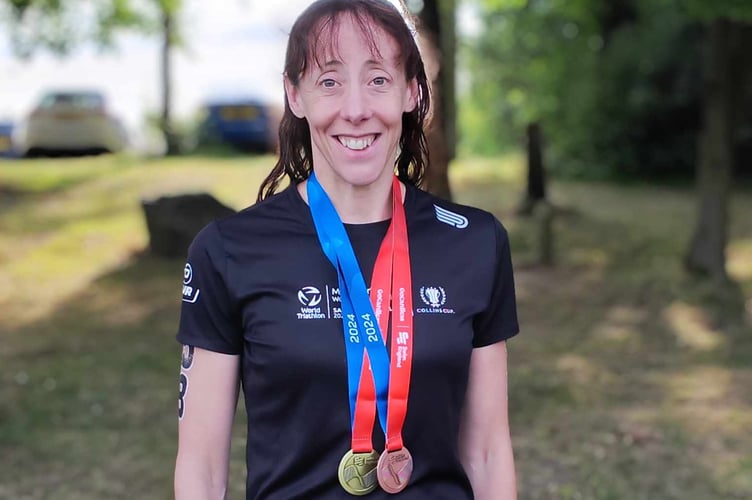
left=481, top=0, right=526, bottom=10
left=685, top=0, right=752, bottom=23
left=0, top=0, right=184, bottom=57
left=461, top=0, right=720, bottom=177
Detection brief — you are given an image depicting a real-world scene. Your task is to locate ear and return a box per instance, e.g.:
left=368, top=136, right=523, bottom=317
left=403, top=78, right=419, bottom=113
left=284, top=74, right=306, bottom=119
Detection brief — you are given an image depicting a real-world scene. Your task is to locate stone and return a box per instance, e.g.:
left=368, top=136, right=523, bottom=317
left=141, top=193, right=235, bottom=257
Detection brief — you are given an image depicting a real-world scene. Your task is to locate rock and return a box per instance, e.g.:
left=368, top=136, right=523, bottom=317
left=141, top=193, right=235, bottom=257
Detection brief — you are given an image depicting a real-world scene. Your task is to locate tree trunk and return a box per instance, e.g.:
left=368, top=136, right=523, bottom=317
left=517, top=121, right=547, bottom=215
left=160, top=8, right=179, bottom=156
left=419, top=0, right=456, bottom=201
left=684, top=20, right=741, bottom=281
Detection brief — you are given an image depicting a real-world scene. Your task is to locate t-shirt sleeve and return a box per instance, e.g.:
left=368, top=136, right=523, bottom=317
left=176, top=222, right=242, bottom=354
left=472, top=217, right=520, bottom=347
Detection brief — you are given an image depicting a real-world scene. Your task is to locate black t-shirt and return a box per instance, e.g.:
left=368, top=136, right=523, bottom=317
left=177, top=183, right=519, bottom=499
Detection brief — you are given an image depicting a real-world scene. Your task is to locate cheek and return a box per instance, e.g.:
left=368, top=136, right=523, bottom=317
left=376, top=102, right=407, bottom=128
left=304, top=100, right=339, bottom=129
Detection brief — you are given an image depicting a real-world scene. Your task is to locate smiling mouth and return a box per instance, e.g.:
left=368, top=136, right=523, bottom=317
left=336, top=135, right=378, bottom=151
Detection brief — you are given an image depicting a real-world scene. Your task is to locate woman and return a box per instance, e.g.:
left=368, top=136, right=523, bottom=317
left=174, top=0, right=519, bottom=498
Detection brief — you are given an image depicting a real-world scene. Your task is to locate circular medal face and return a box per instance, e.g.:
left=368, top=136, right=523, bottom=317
left=338, top=449, right=380, bottom=496
left=376, top=447, right=413, bottom=494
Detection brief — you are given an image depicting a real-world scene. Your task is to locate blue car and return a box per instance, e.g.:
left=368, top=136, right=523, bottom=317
left=0, top=122, right=16, bottom=158
left=198, top=99, right=280, bottom=153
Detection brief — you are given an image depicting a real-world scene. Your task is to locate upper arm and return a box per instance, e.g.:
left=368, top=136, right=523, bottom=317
left=175, top=346, right=240, bottom=490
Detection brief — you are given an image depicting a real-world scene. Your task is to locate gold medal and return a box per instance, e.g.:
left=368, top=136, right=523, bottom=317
left=338, top=449, right=380, bottom=496
left=376, top=447, right=413, bottom=494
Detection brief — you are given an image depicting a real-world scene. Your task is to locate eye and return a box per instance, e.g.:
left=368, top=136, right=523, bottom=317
left=372, top=77, right=388, bottom=86
left=321, top=79, right=338, bottom=89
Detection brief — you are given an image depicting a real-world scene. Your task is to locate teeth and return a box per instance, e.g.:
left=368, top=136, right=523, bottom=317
left=338, top=135, right=375, bottom=151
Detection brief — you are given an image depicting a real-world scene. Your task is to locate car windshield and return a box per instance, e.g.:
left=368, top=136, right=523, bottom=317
left=39, top=92, right=104, bottom=109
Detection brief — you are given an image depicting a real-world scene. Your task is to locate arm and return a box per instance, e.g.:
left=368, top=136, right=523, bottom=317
left=175, top=346, right=240, bottom=500
left=458, top=341, right=517, bottom=500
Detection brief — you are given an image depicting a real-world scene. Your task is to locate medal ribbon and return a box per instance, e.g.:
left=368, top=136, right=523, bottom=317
left=351, top=227, right=392, bottom=452
left=387, top=176, right=413, bottom=451
left=307, top=174, right=413, bottom=454
left=307, top=174, right=391, bottom=437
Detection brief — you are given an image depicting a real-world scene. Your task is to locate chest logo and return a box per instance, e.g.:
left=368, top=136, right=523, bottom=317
left=417, top=286, right=455, bottom=315
left=434, top=205, right=468, bottom=229
left=296, top=285, right=340, bottom=320
left=298, top=286, right=322, bottom=307
left=420, top=286, right=446, bottom=308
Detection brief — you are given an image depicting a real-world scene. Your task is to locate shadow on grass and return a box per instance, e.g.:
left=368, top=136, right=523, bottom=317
left=0, top=184, right=54, bottom=212
left=1, top=252, right=189, bottom=499
left=0, top=157, right=128, bottom=193
left=433, top=174, right=752, bottom=498
left=503, top=206, right=752, bottom=499
left=1, top=250, right=251, bottom=499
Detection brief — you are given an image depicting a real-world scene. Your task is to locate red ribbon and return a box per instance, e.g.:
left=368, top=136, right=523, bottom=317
left=350, top=176, right=413, bottom=453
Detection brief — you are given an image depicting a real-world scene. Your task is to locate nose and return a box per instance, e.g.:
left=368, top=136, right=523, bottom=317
left=340, top=84, right=371, bottom=124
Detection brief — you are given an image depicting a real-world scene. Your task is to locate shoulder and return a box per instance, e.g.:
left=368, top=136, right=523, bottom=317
left=184, top=185, right=306, bottom=266
left=194, top=185, right=308, bottom=246
left=407, top=184, right=508, bottom=239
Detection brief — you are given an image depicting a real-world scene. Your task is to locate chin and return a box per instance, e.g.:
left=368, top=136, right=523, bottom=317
left=336, top=165, right=392, bottom=188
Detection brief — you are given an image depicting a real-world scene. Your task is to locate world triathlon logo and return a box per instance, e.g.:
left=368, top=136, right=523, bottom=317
left=183, top=263, right=193, bottom=285
left=417, top=286, right=455, bottom=314
left=181, top=263, right=200, bottom=304
left=297, top=286, right=327, bottom=319
left=298, top=286, right=322, bottom=307
left=295, top=285, right=342, bottom=320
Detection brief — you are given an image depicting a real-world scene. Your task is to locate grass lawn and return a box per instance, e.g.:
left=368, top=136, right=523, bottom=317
left=0, top=153, right=750, bottom=499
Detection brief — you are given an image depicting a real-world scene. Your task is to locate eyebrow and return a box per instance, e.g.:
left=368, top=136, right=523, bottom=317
left=318, top=60, right=342, bottom=70
left=318, top=58, right=393, bottom=70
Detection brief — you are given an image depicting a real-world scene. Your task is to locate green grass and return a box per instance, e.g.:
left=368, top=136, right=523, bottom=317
left=0, top=153, right=751, bottom=499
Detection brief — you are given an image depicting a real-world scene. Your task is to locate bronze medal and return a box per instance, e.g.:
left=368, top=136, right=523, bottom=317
left=376, top=447, right=413, bottom=494
left=338, top=449, right=380, bottom=496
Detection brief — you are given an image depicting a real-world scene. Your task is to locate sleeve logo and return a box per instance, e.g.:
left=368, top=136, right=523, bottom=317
left=182, top=263, right=201, bottom=304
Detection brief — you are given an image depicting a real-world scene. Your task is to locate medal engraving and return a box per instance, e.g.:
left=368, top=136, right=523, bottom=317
left=376, top=447, right=413, bottom=494
left=338, top=449, right=380, bottom=496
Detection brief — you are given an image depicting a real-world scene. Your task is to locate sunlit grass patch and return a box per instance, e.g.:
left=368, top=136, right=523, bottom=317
left=0, top=154, right=273, bottom=328
left=729, top=238, right=752, bottom=282
left=663, top=301, right=727, bottom=351
left=450, top=152, right=527, bottom=186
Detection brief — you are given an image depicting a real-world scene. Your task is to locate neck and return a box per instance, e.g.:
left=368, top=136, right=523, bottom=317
left=300, top=172, right=401, bottom=224
left=331, top=184, right=392, bottom=224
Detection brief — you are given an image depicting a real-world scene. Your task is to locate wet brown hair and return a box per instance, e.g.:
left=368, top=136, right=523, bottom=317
left=256, top=0, right=431, bottom=201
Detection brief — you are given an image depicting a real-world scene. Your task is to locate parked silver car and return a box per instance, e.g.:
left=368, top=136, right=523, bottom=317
left=16, top=90, right=127, bottom=157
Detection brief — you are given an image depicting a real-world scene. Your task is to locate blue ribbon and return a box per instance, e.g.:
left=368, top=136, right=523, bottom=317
left=307, top=173, right=390, bottom=434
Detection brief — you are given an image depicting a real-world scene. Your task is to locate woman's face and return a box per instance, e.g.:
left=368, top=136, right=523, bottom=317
left=286, top=14, right=418, bottom=191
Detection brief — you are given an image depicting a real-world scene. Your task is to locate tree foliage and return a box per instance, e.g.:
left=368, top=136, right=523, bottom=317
left=0, top=0, right=182, bottom=57
left=461, top=0, right=741, bottom=179
left=461, top=0, right=752, bottom=282
left=685, top=0, right=752, bottom=23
